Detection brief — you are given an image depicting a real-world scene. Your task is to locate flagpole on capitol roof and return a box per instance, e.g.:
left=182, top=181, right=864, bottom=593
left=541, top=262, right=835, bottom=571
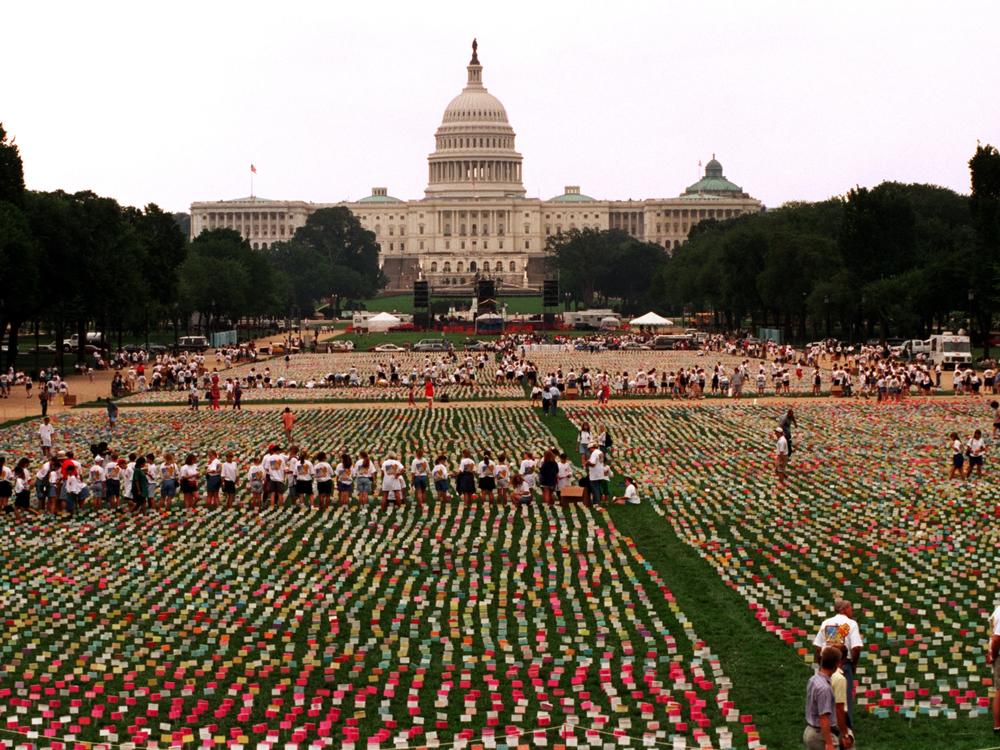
left=250, top=163, right=257, bottom=199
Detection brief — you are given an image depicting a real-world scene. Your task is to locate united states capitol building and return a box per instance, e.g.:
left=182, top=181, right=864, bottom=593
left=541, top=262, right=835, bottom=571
left=190, top=41, right=763, bottom=293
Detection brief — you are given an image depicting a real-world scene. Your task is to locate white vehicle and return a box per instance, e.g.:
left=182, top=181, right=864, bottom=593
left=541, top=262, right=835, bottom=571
left=927, top=332, right=971, bottom=366
left=900, top=339, right=930, bottom=360
left=63, top=332, right=103, bottom=350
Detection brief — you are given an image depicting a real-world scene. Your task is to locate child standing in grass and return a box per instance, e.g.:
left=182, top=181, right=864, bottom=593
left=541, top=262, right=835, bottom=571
left=511, top=472, right=531, bottom=505
left=247, top=456, right=265, bottom=510
left=494, top=454, right=510, bottom=503
left=556, top=452, right=574, bottom=493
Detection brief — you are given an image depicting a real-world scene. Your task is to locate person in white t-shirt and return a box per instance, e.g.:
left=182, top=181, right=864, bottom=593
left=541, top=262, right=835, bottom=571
left=814, top=600, right=863, bottom=728
left=966, top=429, right=986, bottom=479
left=410, top=449, right=429, bottom=505
left=294, top=450, right=314, bottom=507
left=179, top=453, right=200, bottom=509
left=312, top=452, right=334, bottom=509
left=221, top=452, right=239, bottom=508
left=949, top=431, right=965, bottom=480
left=380, top=452, right=405, bottom=508
left=774, top=428, right=789, bottom=482
left=431, top=456, right=450, bottom=503
left=493, top=454, right=510, bottom=503
left=263, top=445, right=287, bottom=508
left=614, top=477, right=640, bottom=505
left=38, top=416, right=54, bottom=458
left=246, top=457, right=265, bottom=510
left=586, top=443, right=606, bottom=505
left=205, top=450, right=223, bottom=509
left=88, top=459, right=106, bottom=508
left=986, top=602, right=1000, bottom=732
left=354, top=451, right=375, bottom=504
left=518, top=452, right=536, bottom=498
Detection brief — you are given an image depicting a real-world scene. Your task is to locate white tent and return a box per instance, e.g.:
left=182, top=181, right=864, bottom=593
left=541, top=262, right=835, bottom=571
left=629, top=311, right=673, bottom=327
left=366, top=311, right=402, bottom=333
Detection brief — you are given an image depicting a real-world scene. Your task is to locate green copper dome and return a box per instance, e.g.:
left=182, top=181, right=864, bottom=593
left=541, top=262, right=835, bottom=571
left=684, top=156, right=745, bottom=197
left=358, top=188, right=403, bottom=203
left=548, top=186, right=596, bottom=202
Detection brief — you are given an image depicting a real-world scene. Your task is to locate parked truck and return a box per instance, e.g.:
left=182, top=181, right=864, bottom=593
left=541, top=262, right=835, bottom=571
left=927, top=332, right=971, bottom=366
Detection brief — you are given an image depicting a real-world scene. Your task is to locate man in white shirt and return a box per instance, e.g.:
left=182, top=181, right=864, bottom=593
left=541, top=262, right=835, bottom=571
left=987, top=603, right=1000, bottom=733
left=813, top=600, right=863, bottom=729
left=263, top=445, right=287, bottom=508
left=774, top=428, right=789, bottom=481
left=587, top=442, right=606, bottom=505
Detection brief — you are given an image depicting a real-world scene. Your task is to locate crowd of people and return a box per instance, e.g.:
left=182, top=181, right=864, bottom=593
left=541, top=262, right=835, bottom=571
left=0, top=416, right=639, bottom=520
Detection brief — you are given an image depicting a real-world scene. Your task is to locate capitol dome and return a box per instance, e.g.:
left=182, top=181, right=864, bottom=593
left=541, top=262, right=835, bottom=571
left=425, top=40, right=526, bottom=199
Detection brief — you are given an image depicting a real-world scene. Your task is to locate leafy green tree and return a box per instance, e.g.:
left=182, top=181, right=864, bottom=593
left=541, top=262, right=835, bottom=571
left=0, top=124, right=25, bottom=208
left=285, top=207, right=385, bottom=315
left=969, top=144, right=1000, bottom=356
left=0, top=202, right=39, bottom=370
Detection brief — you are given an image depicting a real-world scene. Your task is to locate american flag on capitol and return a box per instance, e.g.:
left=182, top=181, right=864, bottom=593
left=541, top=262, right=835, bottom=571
left=250, top=164, right=257, bottom=174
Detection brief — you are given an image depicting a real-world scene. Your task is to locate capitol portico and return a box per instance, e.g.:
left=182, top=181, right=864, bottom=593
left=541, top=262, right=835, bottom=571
left=189, top=40, right=763, bottom=292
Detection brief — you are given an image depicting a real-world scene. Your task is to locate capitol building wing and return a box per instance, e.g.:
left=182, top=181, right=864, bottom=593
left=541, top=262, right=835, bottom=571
left=189, top=41, right=763, bottom=293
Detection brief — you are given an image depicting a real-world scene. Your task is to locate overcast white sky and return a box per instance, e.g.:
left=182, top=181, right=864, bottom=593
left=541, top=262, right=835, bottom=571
left=5, top=0, right=1000, bottom=212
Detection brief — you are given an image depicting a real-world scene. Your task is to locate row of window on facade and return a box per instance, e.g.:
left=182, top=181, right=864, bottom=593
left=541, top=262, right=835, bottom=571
left=208, top=220, right=290, bottom=238
left=383, top=239, right=529, bottom=252
left=427, top=260, right=518, bottom=274
left=437, top=135, right=513, bottom=149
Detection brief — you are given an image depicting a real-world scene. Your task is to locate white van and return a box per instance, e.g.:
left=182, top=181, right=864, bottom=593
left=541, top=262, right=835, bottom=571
left=927, top=333, right=971, bottom=366
left=901, top=339, right=930, bottom=360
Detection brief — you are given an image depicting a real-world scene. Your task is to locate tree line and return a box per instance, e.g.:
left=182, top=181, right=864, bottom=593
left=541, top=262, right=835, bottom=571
left=0, top=124, right=385, bottom=374
left=546, top=146, right=1000, bottom=355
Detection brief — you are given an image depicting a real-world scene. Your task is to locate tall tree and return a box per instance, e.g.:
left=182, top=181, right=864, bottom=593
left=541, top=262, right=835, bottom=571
left=0, top=124, right=25, bottom=208
left=969, top=144, right=1000, bottom=356
left=285, top=207, right=385, bottom=315
left=0, top=202, right=39, bottom=370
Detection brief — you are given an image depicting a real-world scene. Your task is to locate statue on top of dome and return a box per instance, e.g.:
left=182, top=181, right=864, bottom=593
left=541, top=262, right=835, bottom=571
left=470, top=38, right=479, bottom=65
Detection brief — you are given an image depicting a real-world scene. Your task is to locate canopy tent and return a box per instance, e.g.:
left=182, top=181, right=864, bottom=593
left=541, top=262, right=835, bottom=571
left=629, top=311, right=673, bottom=327
left=366, top=311, right=402, bottom=333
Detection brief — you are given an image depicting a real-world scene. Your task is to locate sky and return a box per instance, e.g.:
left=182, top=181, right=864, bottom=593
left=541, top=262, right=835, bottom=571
left=5, top=0, right=1000, bottom=213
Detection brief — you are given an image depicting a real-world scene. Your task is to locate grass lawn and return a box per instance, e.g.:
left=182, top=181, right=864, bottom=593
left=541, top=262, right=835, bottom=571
left=0, top=406, right=762, bottom=749
left=0, top=401, right=992, bottom=748
left=543, top=405, right=997, bottom=750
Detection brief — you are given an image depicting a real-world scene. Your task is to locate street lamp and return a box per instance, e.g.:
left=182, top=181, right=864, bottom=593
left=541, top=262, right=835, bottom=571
left=968, top=289, right=975, bottom=341
left=173, top=302, right=180, bottom=353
